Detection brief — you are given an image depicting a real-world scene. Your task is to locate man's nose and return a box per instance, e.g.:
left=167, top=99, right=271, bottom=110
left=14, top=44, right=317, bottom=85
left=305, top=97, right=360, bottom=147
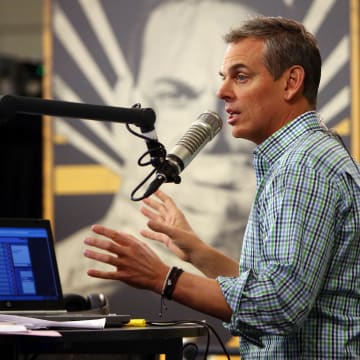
left=216, top=80, right=232, bottom=101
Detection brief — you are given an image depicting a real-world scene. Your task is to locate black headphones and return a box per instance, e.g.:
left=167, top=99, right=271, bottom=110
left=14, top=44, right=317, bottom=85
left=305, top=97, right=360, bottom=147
left=63, top=293, right=109, bottom=314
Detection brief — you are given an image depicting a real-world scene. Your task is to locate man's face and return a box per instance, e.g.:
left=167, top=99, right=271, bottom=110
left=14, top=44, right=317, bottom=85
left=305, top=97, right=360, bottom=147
left=217, top=38, right=286, bottom=145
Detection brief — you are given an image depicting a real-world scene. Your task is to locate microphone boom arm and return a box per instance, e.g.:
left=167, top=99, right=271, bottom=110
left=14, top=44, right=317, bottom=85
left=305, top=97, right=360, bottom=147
left=0, top=94, right=156, bottom=130
left=0, top=95, right=223, bottom=202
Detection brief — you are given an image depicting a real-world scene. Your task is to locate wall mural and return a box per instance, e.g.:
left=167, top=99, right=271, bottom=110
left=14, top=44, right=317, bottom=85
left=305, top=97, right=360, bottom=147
left=49, top=0, right=352, bottom=343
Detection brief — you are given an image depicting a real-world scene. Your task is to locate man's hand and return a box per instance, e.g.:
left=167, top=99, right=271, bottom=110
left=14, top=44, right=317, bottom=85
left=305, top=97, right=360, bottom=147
left=140, top=190, right=204, bottom=263
left=84, top=224, right=169, bottom=293
left=141, top=190, right=239, bottom=278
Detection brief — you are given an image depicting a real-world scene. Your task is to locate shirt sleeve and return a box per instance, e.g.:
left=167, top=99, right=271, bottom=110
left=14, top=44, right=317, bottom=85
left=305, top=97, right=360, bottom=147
left=217, top=163, right=342, bottom=340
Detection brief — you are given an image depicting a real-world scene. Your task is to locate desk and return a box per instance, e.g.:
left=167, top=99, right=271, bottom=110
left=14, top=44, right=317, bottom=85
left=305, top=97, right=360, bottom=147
left=0, top=324, right=207, bottom=360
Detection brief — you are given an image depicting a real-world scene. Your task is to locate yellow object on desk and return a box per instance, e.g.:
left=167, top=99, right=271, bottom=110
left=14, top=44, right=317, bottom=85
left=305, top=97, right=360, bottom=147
left=125, top=319, right=147, bottom=327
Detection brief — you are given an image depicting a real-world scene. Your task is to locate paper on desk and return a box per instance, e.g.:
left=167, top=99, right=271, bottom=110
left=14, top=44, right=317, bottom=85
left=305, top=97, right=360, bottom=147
left=0, top=322, right=28, bottom=332
left=19, top=330, right=62, bottom=336
left=0, top=314, right=106, bottom=330
left=0, top=322, right=61, bottom=336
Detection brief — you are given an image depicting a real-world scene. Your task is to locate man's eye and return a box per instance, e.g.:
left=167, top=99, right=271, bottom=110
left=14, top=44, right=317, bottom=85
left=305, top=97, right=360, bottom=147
left=237, top=74, right=248, bottom=82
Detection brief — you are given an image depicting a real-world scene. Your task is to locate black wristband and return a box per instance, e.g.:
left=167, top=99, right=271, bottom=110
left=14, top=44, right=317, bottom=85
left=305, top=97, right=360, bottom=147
left=162, top=266, right=184, bottom=300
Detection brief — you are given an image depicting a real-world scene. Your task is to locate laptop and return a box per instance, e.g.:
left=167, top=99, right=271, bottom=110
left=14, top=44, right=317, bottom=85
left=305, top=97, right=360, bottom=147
left=0, top=218, right=130, bottom=327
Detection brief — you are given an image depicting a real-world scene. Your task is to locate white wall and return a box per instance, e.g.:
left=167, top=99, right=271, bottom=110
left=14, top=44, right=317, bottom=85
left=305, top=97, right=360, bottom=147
left=0, top=0, right=43, bottom=60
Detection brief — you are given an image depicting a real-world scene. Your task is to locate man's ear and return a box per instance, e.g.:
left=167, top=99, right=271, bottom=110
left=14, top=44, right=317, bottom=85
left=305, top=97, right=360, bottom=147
left=283, top=65, right=305, bottom=101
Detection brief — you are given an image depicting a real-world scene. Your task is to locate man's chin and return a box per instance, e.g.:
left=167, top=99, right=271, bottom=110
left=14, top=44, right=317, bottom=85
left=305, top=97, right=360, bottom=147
left=231, top=127, right=247, bottom=139
left=230, top=128, right=256, bottom=143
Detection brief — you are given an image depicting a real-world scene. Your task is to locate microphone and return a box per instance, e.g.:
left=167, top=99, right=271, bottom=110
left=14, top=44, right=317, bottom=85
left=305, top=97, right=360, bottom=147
left=143, top=110, right=223, bottom=197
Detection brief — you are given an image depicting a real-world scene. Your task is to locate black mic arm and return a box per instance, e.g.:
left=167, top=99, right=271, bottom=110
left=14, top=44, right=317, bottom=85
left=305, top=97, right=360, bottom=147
left=0, top=94, right=156, bottom=130
left=0, top=94, right=167, bottom=202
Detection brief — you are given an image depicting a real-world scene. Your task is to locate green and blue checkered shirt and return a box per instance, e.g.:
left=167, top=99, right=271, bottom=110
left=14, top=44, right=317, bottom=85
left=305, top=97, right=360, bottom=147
left=218, top=111, right=360, bottom=359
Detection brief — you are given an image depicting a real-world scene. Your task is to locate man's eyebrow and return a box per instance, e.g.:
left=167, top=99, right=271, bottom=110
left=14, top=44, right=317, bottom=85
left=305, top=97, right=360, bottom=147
left=219, top=63, right=248, bottom=77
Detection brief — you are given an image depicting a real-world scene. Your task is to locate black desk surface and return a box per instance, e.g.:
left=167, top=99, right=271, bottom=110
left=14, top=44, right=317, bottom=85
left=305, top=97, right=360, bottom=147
left=0, top=323, right=207, bottom=359
left=0, top=323, right=207, bottom=342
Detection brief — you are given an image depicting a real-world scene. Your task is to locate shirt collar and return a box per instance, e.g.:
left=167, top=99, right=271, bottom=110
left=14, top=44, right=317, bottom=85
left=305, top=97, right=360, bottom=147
left=253, top=111, right=323, bottom=181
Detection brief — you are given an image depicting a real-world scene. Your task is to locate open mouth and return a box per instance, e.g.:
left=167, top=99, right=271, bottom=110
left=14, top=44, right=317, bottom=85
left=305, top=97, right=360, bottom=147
left=227, top=111, right=240, bottom=124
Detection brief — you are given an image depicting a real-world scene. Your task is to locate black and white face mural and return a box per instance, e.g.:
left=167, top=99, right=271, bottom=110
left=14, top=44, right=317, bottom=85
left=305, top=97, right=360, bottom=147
left=51, top=0, right=350, bottom=326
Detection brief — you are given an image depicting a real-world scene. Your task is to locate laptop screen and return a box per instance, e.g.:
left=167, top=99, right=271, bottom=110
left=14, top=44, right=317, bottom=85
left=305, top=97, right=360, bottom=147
left=0, top=218, right=64, bottom=311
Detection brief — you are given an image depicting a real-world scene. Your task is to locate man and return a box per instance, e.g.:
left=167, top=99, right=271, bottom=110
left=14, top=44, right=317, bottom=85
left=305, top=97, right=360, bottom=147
left=83, top=16, right=360, bottom=358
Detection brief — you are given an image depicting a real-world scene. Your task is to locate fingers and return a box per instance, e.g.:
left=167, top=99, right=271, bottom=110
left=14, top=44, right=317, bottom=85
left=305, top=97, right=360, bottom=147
left=140, top=228, right=171, bottom=246
left=141, top=195, right=169, bottom=224
left=83, top=246, right=120, bottom=267
left=146, top=219, right=183, bottom=239
left=84, top=226, right=138, bottom=267
left=84, top=234, right=119, bottom=252
left=87, top=269, right=120, bottom=280
left=146, top=219, right=195, bottom=245
left=91, top=224, right=119, bottom=240
left=142, top=190, right=176, bottom=214
left=91, top=224, right=137, bottom=246
left=140, top=205, right=161, bottom=222
left=142, top=197, right=164, bottom=215
left=154, top=189, right=172, bottom=202
left=155, top=190, right=178, bottom=210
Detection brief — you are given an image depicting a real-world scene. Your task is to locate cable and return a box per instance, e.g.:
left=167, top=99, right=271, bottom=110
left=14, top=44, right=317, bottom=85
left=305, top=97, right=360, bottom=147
left=130, top=167, right=157, bottom=201
left=125, top=121, right=167, bottom=201
left=125, top=122, right=166, bottom=167
left=147, top=319, right=231, bottom=360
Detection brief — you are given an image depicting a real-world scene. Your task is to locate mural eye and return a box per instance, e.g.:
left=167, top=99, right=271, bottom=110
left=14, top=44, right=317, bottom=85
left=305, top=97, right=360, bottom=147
left=152, top=81, right=200, bottom=109
left=155, top=91, right=195, bottom=108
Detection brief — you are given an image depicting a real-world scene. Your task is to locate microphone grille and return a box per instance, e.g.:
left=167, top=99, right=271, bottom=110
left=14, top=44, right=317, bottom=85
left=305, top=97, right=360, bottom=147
left=197, top=110, right=223, bottom=139
left=173, top=110, right=223, bottom=156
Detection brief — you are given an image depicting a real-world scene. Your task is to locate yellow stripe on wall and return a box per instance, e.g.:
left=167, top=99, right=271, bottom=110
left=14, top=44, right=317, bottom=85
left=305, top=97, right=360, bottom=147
left=351, top=0, right=360, bottom=160
left=55, top=165, right=121, bottom=195
left=333, top=117, right=350, bottom=136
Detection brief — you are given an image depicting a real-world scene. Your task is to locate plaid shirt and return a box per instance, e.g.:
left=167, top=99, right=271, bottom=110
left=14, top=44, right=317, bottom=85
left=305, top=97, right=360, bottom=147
left=218, top=111, right=360, bottom=359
